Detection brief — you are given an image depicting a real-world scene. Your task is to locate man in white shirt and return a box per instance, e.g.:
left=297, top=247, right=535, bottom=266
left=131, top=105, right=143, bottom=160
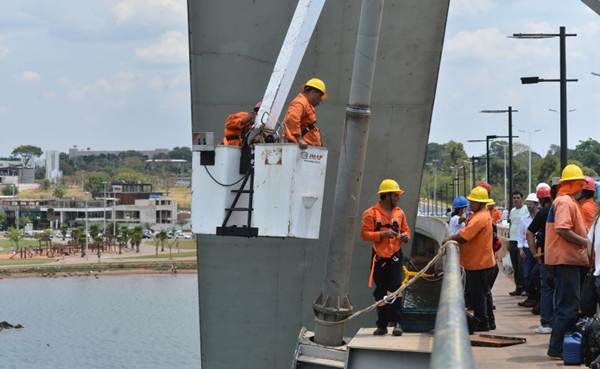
left=517, top=193, right=539, bottom=307
left=509, top=191, right=529, bottom=296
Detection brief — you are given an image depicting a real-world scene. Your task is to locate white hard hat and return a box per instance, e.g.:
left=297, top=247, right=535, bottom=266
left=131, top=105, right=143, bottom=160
left=525, top=193, right=539, bottom=203
left=536, top=182, right=550, bottom=191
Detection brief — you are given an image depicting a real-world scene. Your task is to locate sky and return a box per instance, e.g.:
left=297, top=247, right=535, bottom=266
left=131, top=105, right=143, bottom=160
left=0, top=0, right=598, bottom=158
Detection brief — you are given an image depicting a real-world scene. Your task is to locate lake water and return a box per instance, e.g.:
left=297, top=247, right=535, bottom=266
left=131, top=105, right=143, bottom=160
left=0, top=274, right=201, bottom=369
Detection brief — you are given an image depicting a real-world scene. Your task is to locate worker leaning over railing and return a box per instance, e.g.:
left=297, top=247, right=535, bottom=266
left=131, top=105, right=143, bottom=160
left=443, top=186, right=496, bottom=332
left=361, top=179, right=410, bottom=337
left=283, top=78, right=327, bottom=149
left=222, top=101, right=262, bottom=146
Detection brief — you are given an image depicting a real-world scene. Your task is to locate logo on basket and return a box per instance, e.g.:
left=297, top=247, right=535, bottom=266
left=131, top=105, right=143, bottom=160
left=301, top=152, right=323, bottom=163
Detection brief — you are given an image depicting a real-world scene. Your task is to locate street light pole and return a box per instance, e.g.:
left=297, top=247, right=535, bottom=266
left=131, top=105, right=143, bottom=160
left=559, top=26, right=567, bottom=169
left=480, top=109, right=520, bottom=209
left=513, top=26, right=577, bottom=169
left=519, top=128, right=542, bottom=193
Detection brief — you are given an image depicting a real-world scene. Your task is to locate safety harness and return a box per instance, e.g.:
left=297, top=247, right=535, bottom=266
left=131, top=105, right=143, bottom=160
left=368, top=209, right=402, bottom=288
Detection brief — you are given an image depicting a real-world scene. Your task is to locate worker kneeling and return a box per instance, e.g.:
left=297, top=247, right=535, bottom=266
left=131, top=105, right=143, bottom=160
left=222, top=101, right=261, bottom=146
left=444, top=186, right=496, bottom=332
left=361, top=179, right=410, bottom=336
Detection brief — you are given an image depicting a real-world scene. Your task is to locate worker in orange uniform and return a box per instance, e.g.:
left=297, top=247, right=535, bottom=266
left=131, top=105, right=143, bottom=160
left=545, top=164, right=590, bottom=358
left=361, top=179, right=410, bottom=336
left=444, top=186, right=496, bottom=331
left=222, top=101, right=261, bottom=146
left=578, top=176, right=599, bottom=230
left=284, top=78, right=327, bottom=149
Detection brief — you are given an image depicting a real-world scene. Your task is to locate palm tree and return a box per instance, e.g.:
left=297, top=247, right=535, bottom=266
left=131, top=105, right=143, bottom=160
left=116, top=227, right=129, bottom=254
left=7, top=227, right=23, bottom=258
left=72, top=227, right=86, bottom=257
left=157, top=230, right=168, bottom=252
left=130, top=226, right=143, bottom=253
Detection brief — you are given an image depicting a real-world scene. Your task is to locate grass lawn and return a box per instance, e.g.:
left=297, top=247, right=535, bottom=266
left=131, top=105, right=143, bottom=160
left=0, top=258, right=55, bottom=266
left=0, top=239, right=41, bottom=252
left=141, top=239, right=196, bottom=250
left=120, top=251, right=196, bottom=259
left=163, top=186, right=191, bottom=210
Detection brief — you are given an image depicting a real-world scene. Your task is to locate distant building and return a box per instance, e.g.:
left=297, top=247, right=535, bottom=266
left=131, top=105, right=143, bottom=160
left=45, top=150, right=62, bottom=183
left=0, top=159, right=35, bottom=185
left=68, top=146, right=170, bottom=159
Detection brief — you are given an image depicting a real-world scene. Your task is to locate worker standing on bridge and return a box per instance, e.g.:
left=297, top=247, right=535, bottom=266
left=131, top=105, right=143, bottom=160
left=527, top=184, right=554, bottom=334
left=444, top=186, right=496, bottom=331
left=222, top=101, right=261, bottom=146
left=579, top=176, right=599, bottom=230
left=284, top=78, right=327, bottom=149
left=449, top=196, right=468, bottom=235
left=361, top=179, right=410, bottom=336
left=545, top=164, right=590, bottom=359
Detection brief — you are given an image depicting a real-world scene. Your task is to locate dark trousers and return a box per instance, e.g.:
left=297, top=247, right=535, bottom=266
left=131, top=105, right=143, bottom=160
left=530, top=262, right=541, bottom=302
left=466, top=267, right=496, bottom=327
left=539, top=264, right=555, bottom=327
left=373, top=254, right=404, bottom=328
left=509, top=241, right=523, bottom=291
left=548, top=265, right=581, bottom=355
left=521, top=248, right=537, bottom=296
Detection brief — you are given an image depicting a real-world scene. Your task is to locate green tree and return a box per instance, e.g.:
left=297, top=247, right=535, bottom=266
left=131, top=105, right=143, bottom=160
left=7, top=227, right=23, bottom=253
left=537, top=155, right=560, bottom=184
left=1, top=185, right=18, bottom=196
left=571, top=138, right=600, bottom=175
left=41, top=179, right=51, bottom=191
left=53, top=186, right=66, bottom=198
left=0, top=212, right=7, bottom=228
left=129, top=226, right=144, bottom=253
left=85, top=175, right=108, bottom=194
left=116, top=226, right=130, bottom=254
left=11, top=145, right=43, bottom=166
left=157, top=230, right=168, bottom=253
left=72, top=227, right=87, bottom=257
left=18, top=216, right=32, bottom=229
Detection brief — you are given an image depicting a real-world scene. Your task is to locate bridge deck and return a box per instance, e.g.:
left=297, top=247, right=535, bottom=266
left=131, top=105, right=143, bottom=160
left=473, top=271, right=572, bottom=368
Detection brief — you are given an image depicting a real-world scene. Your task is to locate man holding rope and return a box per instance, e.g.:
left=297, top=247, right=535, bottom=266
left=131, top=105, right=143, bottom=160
left=444, top=186, right=496, bottom=332
left=361, top=179, right=411, bottom=336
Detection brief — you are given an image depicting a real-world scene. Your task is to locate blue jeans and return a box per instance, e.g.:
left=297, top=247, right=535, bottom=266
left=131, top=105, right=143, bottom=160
left=521, top=248, right=537, bottom=295
left=595, top=275, right=600, bottom=306
left=548, top=265, right=580, bottom=355
left=539, top=264, right=555, bottom=327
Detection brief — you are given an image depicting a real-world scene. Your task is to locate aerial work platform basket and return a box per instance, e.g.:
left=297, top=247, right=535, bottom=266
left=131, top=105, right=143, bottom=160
left=192, top=140, right=327, bottom=239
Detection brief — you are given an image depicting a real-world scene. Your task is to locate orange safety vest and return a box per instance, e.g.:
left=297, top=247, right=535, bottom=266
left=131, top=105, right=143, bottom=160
left=361, top=203, right=411, bottom=287
left=223, top=112, right=252, bottom=146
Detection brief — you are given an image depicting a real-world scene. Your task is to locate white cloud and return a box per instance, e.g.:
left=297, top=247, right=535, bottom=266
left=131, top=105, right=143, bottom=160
left=134, top=31, right=188, bottom=63
left=111, top=0, right=186, bottom=27
left=63, top=71, right=137, bottom=102
left=18, top=70, right=41, bottom=82
left=0, top=105, right=8, bottom=114
left=450, top=0, right=494, bottom=16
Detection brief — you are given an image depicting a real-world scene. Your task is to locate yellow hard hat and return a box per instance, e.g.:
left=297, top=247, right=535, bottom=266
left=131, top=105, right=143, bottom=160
left=378, top=179, right=404, bottom=195
left=488, top=199, right=495, bottom=207
left=467, top=186, right=493, bottom=204
left=559, top=164, right=585, bottom=183
left=303, top=78, right=328, bottom=99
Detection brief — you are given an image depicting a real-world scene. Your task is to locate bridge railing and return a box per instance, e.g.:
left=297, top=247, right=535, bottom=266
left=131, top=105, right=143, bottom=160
left=430, top=241, right=475, bottom=369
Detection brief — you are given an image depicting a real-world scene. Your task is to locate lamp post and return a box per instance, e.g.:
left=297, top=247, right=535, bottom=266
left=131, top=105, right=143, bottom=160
left=512, top=26, right=578, bottom=169
left=480, top=108, right=520, bottom=209
left=468, top=135, right=515, bottom=184
left=426, top=160, right=439, bottom=215
left=518, top=128, right=542, bottom=193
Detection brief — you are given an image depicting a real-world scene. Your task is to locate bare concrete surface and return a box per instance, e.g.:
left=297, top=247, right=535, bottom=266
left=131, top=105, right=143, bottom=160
left=473, top=271, right=583, bottom=368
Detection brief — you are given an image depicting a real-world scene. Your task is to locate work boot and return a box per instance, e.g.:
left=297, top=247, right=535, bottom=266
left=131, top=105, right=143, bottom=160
left=518, top=298, right=536, bottom=308
left=373, top=326, right=388, bottom=336
left=531, top=304, right=540, bottom=315
left=392, top=323, right=403, bottom=336
left=509, top=288, right=523, bottom=296
left=473, top=320, right=490, bottom=332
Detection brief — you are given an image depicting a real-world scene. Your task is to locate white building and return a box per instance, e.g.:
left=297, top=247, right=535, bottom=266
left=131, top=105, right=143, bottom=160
left=45, top=150, right=61, bottom=183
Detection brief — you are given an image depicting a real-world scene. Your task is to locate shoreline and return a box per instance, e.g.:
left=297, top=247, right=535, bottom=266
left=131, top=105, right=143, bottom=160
left=0, top=260, right=197, bottom=280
